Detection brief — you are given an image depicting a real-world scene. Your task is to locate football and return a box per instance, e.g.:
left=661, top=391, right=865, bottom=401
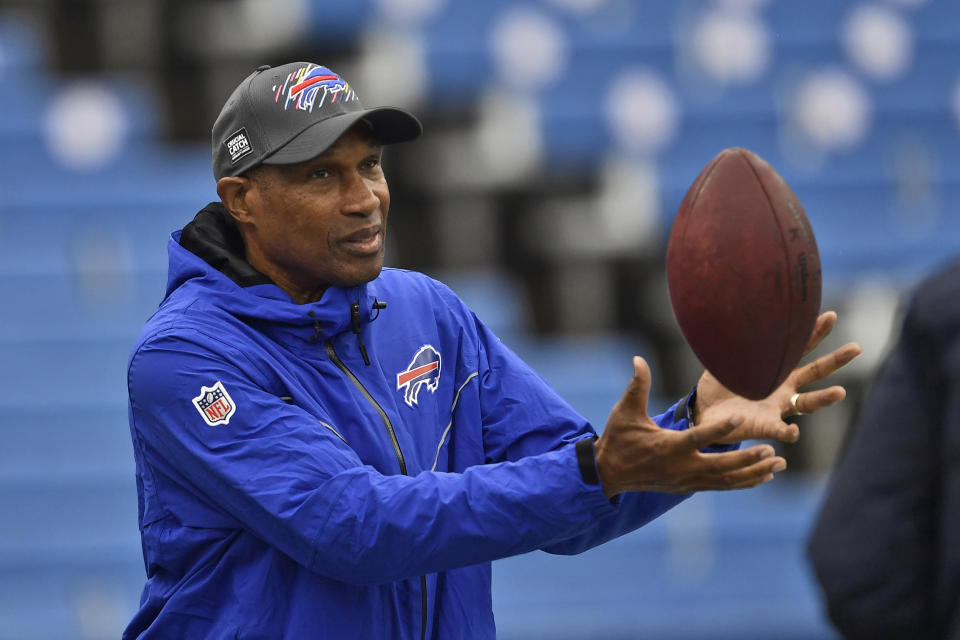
left=666, top=148, right=821, bottom=400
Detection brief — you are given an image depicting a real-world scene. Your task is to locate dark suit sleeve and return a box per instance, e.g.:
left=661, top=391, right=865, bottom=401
left=807, top=295, right=941, bottom=639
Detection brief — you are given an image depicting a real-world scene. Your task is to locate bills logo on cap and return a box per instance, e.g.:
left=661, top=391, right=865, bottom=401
left=192, top=381, right=237, bottom=427
left=225, top=128, right=253, bottom=164
left=397, top=345, right=441, bottom=407
left=273, top=64, right=358, bottom=112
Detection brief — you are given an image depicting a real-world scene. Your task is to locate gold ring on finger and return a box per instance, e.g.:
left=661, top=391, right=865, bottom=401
left=790, top=392, right=804, bottom=416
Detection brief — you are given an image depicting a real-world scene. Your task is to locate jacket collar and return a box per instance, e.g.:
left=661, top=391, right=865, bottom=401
left=167, top=202, right=382, bottom=345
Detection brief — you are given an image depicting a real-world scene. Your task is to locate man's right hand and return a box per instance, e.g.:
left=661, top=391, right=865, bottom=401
left=593, top=357, right=786, bottom=499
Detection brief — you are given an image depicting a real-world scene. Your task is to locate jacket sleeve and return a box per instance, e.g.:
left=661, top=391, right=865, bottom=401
left=467, top=313, right=692, bottom=554
left=128, top=330, right=622, bottom=586
left=807, top=295, right=941, bottom=638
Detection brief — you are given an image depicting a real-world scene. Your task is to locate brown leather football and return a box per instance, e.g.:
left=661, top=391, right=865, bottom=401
left=666, top=148, right=821, bottom=400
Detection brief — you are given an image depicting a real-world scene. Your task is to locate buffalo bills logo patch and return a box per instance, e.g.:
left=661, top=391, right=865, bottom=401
left=192, top=381, right=236, bottom=427
left=397, top=345, right=441, bottom=407
left=273, top=64, right=358, bottom=112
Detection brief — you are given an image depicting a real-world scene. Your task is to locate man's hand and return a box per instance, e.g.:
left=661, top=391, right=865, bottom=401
left=594, top=311, right=861, bottom=499
left=694, top=311, right=862, bottom=444
left=594, top=356, right=785, bottom=498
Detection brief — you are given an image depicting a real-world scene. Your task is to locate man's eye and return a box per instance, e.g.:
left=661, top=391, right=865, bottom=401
left=311, top=168, right=331, bottom=179
left=362, top=158, right=382, bottom=170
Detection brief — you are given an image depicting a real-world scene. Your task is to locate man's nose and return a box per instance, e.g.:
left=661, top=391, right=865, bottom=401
left=340, top=172, right=380, bottom=215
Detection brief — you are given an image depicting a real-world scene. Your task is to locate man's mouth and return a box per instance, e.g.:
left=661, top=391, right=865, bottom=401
left=341, top=226, right=382, bottom=254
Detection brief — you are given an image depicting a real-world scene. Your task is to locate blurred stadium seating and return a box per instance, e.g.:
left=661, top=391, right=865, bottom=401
left=1, top=0, right=958, bottom=637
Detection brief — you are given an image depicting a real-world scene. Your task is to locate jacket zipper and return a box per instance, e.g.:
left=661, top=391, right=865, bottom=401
left=325, top=340, right=405, bottom=473
left=324, top=340, right=428, bottom=640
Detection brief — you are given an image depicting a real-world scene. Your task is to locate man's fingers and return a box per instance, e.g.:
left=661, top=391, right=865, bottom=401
left=793, top=342, right=862, bottom=388
left=619, top=356, right=652, bottom=417
left=792, top=386, right=846, bottom=415
left=802, top=311, right=837, bottom=356
left=693, top=449, right=787, bottom=490
left=699, top=444, right=776, bottom=474
left=683, top=416, right=742, bottom=450
left=706, top=470, right=776, bottom=491
left=712, top=419, right=800, bottom=444
left=739, top=419, right=799, bottom=444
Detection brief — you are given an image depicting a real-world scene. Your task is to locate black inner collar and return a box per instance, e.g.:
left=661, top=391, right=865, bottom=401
left=179, top=202, right=273, bottom=288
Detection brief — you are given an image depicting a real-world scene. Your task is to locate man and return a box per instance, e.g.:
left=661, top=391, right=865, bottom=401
left=809, top=260, right=960, bottom=639
left=124, top=61, right=861, bottom=638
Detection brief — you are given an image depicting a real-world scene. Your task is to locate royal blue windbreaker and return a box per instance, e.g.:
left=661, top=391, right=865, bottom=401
left=124, top=204, right=693, bottom=639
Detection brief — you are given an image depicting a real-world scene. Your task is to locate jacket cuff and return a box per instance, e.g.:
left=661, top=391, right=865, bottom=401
left=672, top=387, right=697, bottom=427
left=570, top=438, right=619, bottom=514
left=575, top=436, right=600, bottom=485
left=671, top=386, right=739, bottom=453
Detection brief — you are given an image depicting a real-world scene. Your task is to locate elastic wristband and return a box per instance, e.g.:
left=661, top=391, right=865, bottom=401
left=576, top=437, right=600, bottom=485
left=673, top=388, right=697, bottom=427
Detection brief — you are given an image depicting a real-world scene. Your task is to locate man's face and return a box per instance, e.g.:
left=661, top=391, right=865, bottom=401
left=242, top=125, right=390, bottom=302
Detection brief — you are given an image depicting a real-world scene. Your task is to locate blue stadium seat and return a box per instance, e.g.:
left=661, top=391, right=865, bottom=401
left=430, top=268, right=529, bottom=341
left=0, top=74, right=164, bottom=147
left=0, top=478, right=138, bottom=562
left=304, top=0, right=375, bottom=42
left=800, top=180, right=960, bottom=285
left=0, top=406, right=133, bottom=483
left=0, top=337, right=133, bottom=408
left=0, top=205, right=192, bottom=275
left=0, top=270, right=166, bottom=340
left=0, top=145, right=214, bottom=209
left=493, top=477, right=839, bottom=640
left=0, top=12, right=48, bottom=77
left=506, top=333, right=662, bottom=429
left=0, top=477, right=142, bottom=640
left=764, top=0, right=861, bottom=43
left=0, top=559, right=143, bottom=640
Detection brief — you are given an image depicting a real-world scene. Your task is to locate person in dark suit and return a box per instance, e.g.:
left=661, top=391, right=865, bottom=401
left=809, top=259, right=960, bottom=639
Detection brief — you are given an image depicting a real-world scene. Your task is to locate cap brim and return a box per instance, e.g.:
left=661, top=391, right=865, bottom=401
left=262, top=107, right=422, bottom=166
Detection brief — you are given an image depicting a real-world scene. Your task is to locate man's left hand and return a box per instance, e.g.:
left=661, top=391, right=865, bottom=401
left=693, top=311, right=862, bottom=445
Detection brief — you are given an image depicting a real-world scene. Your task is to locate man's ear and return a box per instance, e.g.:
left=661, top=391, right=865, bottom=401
left=217, top=176, right=254, bottom=225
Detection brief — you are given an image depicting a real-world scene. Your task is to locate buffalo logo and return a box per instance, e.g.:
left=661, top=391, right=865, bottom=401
left=396, top=345, right=441, bottom=407
left=274, top=64, right=358, bottom=112
left=192, top=381, right=237, bottom=427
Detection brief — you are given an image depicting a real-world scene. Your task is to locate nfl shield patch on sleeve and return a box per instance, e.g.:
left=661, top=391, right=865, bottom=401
left=192, top=381, right=237, bottom=426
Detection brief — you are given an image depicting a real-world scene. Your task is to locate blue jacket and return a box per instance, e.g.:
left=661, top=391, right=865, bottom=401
left=124, top=204, right=691, bottom=639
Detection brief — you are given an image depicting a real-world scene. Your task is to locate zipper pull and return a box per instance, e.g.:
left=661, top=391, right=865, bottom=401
left=350, top=301, right=371, bottom=366
left=307, top=310, right=323, bottom=343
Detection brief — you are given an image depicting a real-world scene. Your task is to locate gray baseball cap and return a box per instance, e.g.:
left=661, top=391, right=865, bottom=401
left=212, top=62, right=422, bottom=181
